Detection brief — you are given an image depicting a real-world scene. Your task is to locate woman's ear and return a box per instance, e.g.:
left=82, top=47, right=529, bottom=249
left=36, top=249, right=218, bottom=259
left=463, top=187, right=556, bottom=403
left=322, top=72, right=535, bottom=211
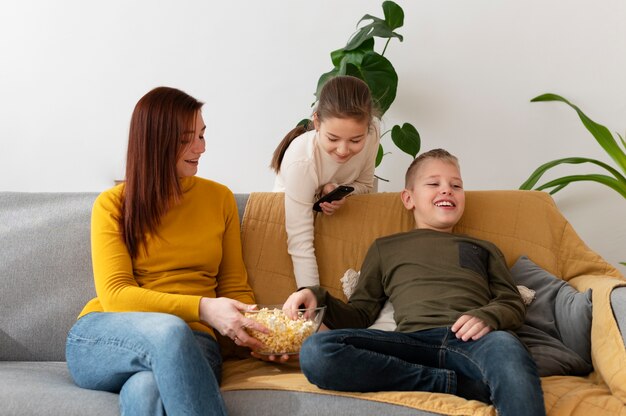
left=313, top=112, right=320, bottom=131
left=400, top=189, right=415, bottom=210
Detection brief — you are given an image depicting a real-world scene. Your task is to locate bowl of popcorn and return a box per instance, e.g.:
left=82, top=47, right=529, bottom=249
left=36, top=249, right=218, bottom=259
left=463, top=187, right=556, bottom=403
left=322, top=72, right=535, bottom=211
left=243, top=305, right=326, bottom=355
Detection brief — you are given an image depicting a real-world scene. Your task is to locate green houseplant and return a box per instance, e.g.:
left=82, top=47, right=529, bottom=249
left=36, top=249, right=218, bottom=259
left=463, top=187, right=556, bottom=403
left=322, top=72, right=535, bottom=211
left=520, top=93, right=626, bottom=265
left=309, top=1, right=420, bottom=178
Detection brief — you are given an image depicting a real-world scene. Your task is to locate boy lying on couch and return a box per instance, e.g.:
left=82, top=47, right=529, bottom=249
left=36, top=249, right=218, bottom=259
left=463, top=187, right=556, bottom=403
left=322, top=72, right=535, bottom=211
left=283, top=148, right=546, bottom=416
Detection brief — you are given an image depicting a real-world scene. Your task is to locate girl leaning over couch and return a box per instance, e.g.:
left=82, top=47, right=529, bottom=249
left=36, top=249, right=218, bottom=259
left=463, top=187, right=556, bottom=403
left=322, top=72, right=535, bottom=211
left=270, top=75, right=381, bottom=289
left=65, top=86, right=266, bottom=416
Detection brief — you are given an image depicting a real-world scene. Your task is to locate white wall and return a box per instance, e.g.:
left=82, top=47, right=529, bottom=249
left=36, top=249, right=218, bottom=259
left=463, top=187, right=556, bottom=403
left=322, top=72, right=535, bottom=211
left=1, top=0, right=625, bottom=272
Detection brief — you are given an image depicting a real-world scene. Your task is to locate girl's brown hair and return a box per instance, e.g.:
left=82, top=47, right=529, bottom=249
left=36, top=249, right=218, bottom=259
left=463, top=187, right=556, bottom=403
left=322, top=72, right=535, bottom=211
left=270, top=75, right=377, bottom=172
left=122, top=86, right=204, bottom=258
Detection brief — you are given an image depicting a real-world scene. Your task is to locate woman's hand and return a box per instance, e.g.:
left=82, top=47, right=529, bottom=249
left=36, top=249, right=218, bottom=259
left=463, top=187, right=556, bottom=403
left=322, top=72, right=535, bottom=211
left=250, top=351, right=296, bottom=363
left=199, top=297, right=268, bottom=351
left=451, top=314, right=492, bottom=341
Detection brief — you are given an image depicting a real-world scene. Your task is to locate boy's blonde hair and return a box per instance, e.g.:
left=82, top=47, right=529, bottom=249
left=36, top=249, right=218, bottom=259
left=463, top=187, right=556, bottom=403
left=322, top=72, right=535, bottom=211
left=404, top=149, right=460, bottom=189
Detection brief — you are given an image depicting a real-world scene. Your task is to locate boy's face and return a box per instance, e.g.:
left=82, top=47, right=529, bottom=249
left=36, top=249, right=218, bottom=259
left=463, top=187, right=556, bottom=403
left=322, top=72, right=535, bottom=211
left=401, top=159, right=465, bottom=233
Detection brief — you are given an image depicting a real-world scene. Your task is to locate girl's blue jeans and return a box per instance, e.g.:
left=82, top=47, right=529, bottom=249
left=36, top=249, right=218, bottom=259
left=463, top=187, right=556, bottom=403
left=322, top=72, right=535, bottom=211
left=300, top=327, right=545, bottom=416
left=66, top=312, right=227, bottom=416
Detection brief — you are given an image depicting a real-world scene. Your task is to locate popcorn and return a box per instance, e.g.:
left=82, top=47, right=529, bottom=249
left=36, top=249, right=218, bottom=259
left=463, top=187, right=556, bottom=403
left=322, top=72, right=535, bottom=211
left=244, top=307, right=317, bottom=354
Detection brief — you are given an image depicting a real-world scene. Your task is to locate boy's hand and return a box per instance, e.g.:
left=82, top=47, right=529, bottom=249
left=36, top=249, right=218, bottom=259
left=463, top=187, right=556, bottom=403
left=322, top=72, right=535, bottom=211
left=451, top=315, right=492, bottom=341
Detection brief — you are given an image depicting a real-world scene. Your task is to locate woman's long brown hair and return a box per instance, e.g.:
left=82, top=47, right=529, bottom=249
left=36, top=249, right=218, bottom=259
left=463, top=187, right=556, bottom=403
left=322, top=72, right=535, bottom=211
left=270, top=75, right=377, bottom=173
left=122, top=86, right=203, bottom=258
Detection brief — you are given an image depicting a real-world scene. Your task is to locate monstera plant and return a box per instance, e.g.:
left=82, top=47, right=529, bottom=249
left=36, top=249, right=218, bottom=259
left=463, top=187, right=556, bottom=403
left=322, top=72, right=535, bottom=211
left=520, top=93, right=626, bottom=265
left=310, top=1, right=420, bottom=177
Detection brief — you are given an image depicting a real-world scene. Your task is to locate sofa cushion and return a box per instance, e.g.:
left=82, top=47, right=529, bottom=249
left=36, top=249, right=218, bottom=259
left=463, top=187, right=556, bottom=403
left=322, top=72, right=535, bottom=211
left=0, top=361, right=119, bottom=416
left=0, top=192, right=99, bottom=361
left=511, top=256, right=593, bottom=376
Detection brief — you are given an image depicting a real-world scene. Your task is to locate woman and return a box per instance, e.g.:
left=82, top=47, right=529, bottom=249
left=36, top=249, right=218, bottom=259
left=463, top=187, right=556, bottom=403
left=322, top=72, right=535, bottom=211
left=66, top=86, right=265, bottom=415
left=270, top=75, right=380, bottom=288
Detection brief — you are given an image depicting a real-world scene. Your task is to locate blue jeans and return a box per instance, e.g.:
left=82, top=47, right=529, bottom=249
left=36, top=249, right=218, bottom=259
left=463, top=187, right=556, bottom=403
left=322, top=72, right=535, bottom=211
left=66, top=312, right=227, bottom=416
left=300, top=327, right=545, bottom=416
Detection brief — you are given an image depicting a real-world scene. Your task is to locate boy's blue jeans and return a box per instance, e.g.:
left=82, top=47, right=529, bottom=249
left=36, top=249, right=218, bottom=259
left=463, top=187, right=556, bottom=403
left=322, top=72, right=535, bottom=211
left=300, top=327, right=545, bottom=416
left=66, top=312, right=227, bottom=416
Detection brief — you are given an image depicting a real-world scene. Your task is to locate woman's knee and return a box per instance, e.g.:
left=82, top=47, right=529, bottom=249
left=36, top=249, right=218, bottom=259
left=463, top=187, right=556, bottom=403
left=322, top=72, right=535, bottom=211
left=138, top=313, right=193, bottom=349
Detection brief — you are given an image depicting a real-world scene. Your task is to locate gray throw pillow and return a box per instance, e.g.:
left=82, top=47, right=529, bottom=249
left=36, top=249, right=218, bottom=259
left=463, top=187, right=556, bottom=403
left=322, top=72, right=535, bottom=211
left=510, top=256, right=593, bottom=377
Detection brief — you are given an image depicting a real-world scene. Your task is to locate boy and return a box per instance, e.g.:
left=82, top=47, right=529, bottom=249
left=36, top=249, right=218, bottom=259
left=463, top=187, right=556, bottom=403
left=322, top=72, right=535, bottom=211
left=283, top=149, right=545, bottom=416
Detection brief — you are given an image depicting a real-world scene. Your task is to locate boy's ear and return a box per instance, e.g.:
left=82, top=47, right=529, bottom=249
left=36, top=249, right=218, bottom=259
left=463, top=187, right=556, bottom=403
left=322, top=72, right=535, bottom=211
left=400, top=189, right=415, bottom=210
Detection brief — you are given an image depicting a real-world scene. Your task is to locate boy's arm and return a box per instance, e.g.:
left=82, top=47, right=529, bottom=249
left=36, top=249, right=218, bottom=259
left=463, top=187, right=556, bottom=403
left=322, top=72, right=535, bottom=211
left=308, top=242, right=387, bottom=329
left=465, top=247, right=525, bottom=331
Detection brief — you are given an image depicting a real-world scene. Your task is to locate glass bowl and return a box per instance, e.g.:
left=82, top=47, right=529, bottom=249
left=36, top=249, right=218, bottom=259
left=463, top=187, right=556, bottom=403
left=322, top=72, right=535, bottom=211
left=243, top=305, right=326, bottom=355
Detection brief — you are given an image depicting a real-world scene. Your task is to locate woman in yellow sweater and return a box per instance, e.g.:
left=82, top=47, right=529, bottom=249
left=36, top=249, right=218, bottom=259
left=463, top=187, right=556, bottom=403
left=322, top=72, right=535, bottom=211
left=65, top=86, right=264, bottom=416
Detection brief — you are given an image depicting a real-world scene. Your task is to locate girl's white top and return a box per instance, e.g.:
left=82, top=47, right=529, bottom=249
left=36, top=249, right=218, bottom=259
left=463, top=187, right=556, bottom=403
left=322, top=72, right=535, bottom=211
left=273, top=119, right=381, bottom=288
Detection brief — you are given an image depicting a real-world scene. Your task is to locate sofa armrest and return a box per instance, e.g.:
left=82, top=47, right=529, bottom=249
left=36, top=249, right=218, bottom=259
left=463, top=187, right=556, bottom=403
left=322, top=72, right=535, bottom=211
left=569, top=274, right=626, bottom=402
left=611, top=286, right=626, bottom=347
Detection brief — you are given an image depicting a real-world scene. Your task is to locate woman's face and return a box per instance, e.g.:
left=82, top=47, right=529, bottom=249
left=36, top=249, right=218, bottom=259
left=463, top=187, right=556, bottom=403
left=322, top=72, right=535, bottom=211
left=315, top=116, right=369, bottom=164
left=176, top=111, right=206, bottom=178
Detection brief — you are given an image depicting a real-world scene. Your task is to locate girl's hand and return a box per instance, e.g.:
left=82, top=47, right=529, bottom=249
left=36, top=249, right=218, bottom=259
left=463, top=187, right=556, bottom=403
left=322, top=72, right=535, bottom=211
left=199, top=297, right=268, bottom=350
left=319, top=183, right=347, bottom=216
left=319, top=198, right=346, bottom=216
left=451, top=314, right=492, bottom=341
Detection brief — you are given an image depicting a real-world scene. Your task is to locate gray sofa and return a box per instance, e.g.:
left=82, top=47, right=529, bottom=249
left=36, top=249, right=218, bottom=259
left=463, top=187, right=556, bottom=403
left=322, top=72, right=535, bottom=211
left=0, top=192, right=431, bottom=416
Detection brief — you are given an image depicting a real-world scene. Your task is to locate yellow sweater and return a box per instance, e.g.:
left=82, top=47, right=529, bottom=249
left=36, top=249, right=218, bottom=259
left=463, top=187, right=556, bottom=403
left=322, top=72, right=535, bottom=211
left=79, top=176, right=255, bottom=337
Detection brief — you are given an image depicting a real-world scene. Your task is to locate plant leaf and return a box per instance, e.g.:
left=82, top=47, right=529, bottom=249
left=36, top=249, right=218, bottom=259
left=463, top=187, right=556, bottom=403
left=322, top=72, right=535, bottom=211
left=531, top=93, right=626, bottom=174
left=346, top=21, right=403, bottom=50
left=296, top=118, right=311, bottom=128
left=520, top=157, right=626, bottom=190
left=383, top=1, right=404, bottom=30
left=534, top=174, right=626, bottom=198
left=346, top=1, right=404, bottom=51
left=618, top=132, right=626, bottom=152
left=354, top=51, right=398, bottom=115
left=330, top=38, right=374, bottom=67
left=375, top=144, right=384, bottom=167
left=391, top=123, right=420, bottom=158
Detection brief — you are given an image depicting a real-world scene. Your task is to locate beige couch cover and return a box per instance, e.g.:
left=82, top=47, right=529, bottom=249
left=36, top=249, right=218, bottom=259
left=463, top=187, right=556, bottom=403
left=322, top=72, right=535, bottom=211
left=219, top=191, right=626, bottom=415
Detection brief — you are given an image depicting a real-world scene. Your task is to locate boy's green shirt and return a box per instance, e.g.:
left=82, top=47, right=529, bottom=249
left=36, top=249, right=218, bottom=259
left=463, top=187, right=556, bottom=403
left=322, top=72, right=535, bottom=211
left=311, top=229, right=525, bottom=332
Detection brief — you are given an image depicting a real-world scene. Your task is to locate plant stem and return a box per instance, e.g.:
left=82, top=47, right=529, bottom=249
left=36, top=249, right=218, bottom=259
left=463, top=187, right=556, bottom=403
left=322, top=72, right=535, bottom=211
left=381, top=38, right=391, bottom=56
left=374, top=174, right=390, bottom=182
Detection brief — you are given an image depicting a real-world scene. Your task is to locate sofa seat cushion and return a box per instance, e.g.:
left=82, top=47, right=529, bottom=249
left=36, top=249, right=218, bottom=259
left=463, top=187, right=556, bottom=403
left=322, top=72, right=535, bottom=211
left=0, top=361, right=118, bottom=416
left=221, top=359, right=626, bottom=416
left=221, top=358, right=495, bottom=415
left=222, top=390, right=439, bottom=416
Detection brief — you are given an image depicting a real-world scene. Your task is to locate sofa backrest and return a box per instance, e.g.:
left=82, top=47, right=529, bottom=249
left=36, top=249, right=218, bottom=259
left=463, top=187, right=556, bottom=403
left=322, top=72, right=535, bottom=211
left=241, top=191, right=622, bottom=305
left=0, top=192, right=99, bottom=361
left=1, top=190, right=619, bottom=361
